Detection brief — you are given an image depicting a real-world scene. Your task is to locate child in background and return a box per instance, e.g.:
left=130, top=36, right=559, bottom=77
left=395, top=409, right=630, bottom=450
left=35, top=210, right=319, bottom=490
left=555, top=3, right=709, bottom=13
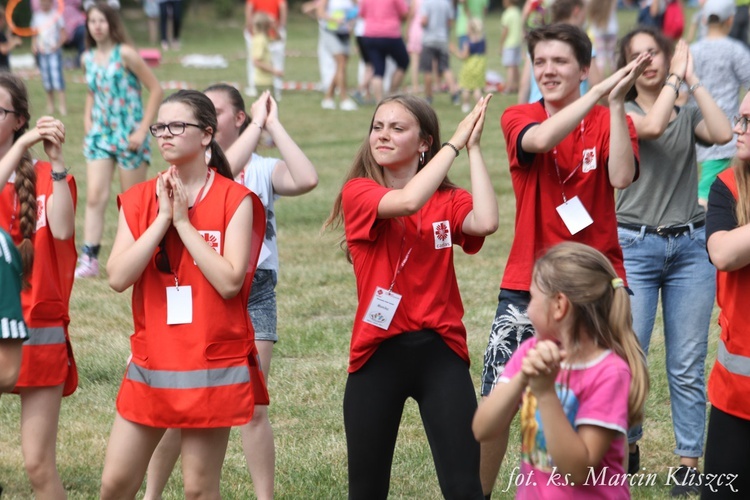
left=499, top=0, right=522, bottom=94
left=586, top=0, right=618, bottom=77
left=453, top=17, right=486, bottom=112
left=0, top=6, right=22, bottom=72
left=143, top=0, right=159, bottom=45
left=252, top=12, right=284, bottom=97
left=691, top=0, right=750, bottom=207
left=474, top=242, right=649, bottom=499
left=420, top=0, right=459, bottom=104
left=32, top=0, right=67, bottom=115
left=406, top=0, right=424, bottom=94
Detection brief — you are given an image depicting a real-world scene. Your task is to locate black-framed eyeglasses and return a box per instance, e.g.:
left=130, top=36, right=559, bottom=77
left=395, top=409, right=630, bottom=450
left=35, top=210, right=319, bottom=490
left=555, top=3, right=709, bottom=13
left=149, top=121, right=203, bottom=137
left=0, top=107, right=19, bottom=121
left=733, top=115, right=750, bottom=135
left=155, top=238, right=171, bottom=274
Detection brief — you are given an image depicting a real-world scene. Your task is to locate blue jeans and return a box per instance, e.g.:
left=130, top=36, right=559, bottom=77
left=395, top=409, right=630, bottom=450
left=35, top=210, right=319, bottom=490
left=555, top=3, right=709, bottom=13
left=618, top=224, right=714, bottom=458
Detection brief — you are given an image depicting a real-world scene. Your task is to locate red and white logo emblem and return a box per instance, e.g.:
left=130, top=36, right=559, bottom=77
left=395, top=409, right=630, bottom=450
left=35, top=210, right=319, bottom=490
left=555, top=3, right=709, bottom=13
left=198, top=230, right=221, bottom=254
left=582, top=147, right=597, bottom=173
left=432, top=220, right=451, bottom=249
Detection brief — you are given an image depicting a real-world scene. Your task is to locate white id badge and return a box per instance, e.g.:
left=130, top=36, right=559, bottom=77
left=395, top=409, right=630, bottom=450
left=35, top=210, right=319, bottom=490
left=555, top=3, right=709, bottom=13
left=166, top=285, right=193, bottom=325
left=556, top=196, right=593, bottom=235
left=362, top=286, right=402, bottom=330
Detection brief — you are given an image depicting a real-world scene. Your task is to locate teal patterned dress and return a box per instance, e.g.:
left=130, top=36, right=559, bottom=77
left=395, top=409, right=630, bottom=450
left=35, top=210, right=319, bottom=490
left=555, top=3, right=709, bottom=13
left=83, top=44, right=150, bottom=170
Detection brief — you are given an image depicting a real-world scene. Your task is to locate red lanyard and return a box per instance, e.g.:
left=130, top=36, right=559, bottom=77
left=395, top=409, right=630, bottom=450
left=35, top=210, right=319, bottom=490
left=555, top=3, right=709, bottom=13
left=388, top=210, right=422, bottom=293
left=548, top=113, right=585, bottom=204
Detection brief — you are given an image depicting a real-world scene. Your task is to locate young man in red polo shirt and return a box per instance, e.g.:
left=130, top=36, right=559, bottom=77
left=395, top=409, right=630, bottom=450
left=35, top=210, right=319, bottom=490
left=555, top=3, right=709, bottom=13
left=476, top=23, right=650, bottom=498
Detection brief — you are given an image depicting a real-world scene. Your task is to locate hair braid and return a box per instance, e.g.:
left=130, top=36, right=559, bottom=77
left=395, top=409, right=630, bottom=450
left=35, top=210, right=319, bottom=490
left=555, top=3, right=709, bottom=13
left=14, top=152, right=36, bottom=284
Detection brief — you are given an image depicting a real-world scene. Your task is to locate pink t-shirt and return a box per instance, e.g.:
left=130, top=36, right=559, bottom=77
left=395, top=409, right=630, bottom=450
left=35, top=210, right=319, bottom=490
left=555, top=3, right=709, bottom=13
left=500, top=337, right=631, bottom=500
left=360, top=0, right=408, bottom=38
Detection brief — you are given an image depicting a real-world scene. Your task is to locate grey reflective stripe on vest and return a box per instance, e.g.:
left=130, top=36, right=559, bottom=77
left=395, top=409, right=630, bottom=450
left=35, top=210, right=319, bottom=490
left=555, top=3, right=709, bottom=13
left=1, top=317, right=28, bottom=340
left=24, top=326, right=65, bottom=345
left=717, top=339, right=750, bottom=378
left=126, top=363, right=251, bottom=389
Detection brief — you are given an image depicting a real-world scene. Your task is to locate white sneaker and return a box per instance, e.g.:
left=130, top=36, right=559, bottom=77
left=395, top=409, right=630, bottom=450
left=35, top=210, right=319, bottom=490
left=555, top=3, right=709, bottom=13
left=321, top=98, right=336, bottom=110
left=244, top=87, right=258, bottom=97
left=340, top=98, right=358, bottom=111
left=74, top=254, right=99, bottom=279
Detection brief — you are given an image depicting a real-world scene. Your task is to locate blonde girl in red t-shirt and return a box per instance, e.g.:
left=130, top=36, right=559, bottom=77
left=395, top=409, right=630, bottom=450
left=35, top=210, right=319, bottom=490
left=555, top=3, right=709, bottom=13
left=0, top=73, right=75, bottom=500
left=325, top=94, right=496, bottom=497
left=100, top=90, right=265, bottom=499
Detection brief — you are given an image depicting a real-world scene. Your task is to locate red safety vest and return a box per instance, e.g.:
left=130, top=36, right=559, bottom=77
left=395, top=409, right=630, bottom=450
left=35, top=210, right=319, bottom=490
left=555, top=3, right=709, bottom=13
left=709, top=168, right=750, bottom=420
left=0, top=161, right=78, bottom=395
left=116, top=172, right=268, bottom=428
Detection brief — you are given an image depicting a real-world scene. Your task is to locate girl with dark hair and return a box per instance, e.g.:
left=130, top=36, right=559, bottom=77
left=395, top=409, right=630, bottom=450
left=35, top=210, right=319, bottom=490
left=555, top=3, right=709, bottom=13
left=0, top=73, right=76, bottom=499
left=100, top=89, right=267, bottom=499
left=144, top=86, right=318, bottom=500
left=615, top=27, right=732, bottom=493
left=325, top=94, right=496, bottom=498
left=76, top=1, right=163, bottom=278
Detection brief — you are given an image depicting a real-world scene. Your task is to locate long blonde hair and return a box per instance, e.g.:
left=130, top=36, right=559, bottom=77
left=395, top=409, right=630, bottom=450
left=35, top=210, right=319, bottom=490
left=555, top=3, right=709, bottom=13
left=532, top=242, right=649, bottom=427
left=732, top=159, right=750, bottom=226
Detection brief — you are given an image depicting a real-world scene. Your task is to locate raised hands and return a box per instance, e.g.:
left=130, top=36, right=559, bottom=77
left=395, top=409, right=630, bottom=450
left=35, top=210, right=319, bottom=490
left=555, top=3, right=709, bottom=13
left=607, top=50, right=652, bottom=105
left=521, top=340, right=567, bottom=396
left=670, top=39, right=689, bottom=82
left=447, top=94, right=493, bottom=151
left=250, top=90, right=272, bottom=128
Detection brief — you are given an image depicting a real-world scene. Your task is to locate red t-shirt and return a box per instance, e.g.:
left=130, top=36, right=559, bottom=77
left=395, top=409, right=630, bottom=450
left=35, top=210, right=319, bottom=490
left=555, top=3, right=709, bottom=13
left=247, top=0, right=283, bottom=19
left=342, top=178, right=484, bottom=373
left=500, top=102, right=638, bottom=291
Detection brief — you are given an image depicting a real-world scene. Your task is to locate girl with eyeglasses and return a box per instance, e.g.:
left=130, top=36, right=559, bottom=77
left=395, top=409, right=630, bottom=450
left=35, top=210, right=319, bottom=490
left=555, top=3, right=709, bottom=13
left=615, top=27, right=732, bottom=493
left=704, top=91, right=750, bottom=498
left=144, top=86, right=318, bottom=500
left=76, top=1, right=163, bottom=279
left=0, top=73, right=76, bottom=499
left=100, top=90, right=267, bottom=499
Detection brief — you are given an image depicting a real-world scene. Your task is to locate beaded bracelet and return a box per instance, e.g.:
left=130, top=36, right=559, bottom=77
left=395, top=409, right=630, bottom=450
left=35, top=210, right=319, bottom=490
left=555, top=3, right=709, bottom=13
left=442, top=142, right=459, bottom=157
left=50, top=168, right=69, bottom=182
left=663, top=81, right=679, bottom=98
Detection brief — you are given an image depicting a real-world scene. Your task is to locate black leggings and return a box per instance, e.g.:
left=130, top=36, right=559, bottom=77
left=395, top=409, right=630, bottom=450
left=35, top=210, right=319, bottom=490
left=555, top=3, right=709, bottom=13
left=343, top=330, right=483, bottom=500
left=702, top=405, right=750, bottom=498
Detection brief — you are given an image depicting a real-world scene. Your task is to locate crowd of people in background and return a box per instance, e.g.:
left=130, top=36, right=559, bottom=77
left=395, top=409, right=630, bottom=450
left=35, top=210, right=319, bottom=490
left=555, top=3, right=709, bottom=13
left=2, top=0, right=750, bottom=498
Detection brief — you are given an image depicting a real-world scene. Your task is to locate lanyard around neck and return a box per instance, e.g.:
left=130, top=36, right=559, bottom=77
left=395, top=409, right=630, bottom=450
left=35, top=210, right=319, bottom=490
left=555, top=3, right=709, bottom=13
left=549, top=116, right=585, bottom=204
left=388, top=210, right=422, bottom=292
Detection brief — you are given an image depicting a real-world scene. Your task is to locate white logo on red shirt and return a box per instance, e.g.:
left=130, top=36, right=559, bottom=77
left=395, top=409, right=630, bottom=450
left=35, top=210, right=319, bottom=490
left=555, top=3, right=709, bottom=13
left=432, top=220, right=452, bottom=249
left=35, top=195, right=46, bottom=232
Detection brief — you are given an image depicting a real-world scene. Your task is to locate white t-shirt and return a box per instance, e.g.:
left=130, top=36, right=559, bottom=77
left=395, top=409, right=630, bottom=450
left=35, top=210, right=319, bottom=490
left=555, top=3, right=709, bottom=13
left=240, top=153, right=280, bottom=272
left=32, top=10, right=65, bottom=54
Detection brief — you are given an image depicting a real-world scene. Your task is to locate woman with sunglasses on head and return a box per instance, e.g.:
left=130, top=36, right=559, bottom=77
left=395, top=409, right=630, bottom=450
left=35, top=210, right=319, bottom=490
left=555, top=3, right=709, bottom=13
left=100, top=89, right=266, bottom=499
left=615, top=28, right=732, bottom=493
left=0, top=73, right=76, bottom=499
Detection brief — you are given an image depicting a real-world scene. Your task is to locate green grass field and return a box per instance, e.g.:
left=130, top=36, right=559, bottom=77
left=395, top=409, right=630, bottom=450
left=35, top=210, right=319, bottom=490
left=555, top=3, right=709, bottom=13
left=0, top=4, right=719, bottom=499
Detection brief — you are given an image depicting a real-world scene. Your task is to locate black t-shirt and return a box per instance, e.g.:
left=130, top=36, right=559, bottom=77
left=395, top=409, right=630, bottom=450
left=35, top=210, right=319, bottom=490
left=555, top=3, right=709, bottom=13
left=706, top=177, right=739, bottom=241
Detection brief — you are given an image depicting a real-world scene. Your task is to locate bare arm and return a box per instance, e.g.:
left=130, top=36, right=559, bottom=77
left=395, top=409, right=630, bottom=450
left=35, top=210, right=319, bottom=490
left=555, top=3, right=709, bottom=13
left=84, top=90, right=94, bottom=134
left=107, top=176, right=172, bottom=292
left=685, top=50, right=733, bottom=145
left=377, top=96, right=491, bottom=218
left=225, top=92, right=269, bottom=177
left=39, top=118, right=74, bottom=240
left=169, top=170, right=253, bottom=299
left=708, top=228, right=750, bottom=272
left=264, top=96, right=319, bottom=196
left=278, top=0, right=288, bottom=29
left=473, top=372, right=526, bottom=441
left=461, top=95, right=498, bottom=236
left=121, top=44, right=164, bottom=151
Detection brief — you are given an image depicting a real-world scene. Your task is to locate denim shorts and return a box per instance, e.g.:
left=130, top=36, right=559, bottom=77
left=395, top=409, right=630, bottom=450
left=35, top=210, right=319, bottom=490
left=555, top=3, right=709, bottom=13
left=480, top=289, right=534, bottom=396
left=247, top=269, right=278, bottom=343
